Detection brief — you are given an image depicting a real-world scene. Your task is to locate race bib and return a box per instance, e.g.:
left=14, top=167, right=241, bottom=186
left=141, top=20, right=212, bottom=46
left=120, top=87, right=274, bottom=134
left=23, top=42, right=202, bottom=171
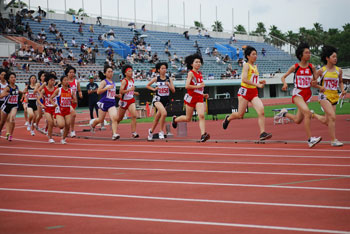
left=152, top=95, right=161, bottom=103
left=60, top=97, right=71, bottom=107
left=97, top=101, right=104, bottom=109
left=8, top=95, right=18, bottom=104
left=296, top=76, right=311, bottom=88
left=238, top=87, right=247, bottom=96
left=184, top=93, right=192, bottom=103
left=323, top=78, right=338, bottom=91
left=318, top=93, right=327, bottom=101
left=118, top=100, right=127, bottom=108
left=251, top=74, right=259, bottom=84
left=106, top=89, right=116, bottom=99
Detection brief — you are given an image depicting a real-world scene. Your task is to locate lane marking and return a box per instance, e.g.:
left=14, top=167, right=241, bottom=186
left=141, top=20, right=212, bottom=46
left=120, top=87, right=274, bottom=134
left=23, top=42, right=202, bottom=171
left=1, top=187, right=349, bottom=210
left=1, top=174, right=349, bottom=191
left=271, top=176, right=350, bottom=186
left=3, top=137, right=350, bottom=153
left=1, top=155, right=350, bottom=177
left=0, top=209, right=348, bottom=233
left=1, top=151, right=350, bottom=159
left=1, top=163, right=350, bottom=177
left=46, top=225, right=64, bottom=230
left=1, top=146, right=349, bottom=160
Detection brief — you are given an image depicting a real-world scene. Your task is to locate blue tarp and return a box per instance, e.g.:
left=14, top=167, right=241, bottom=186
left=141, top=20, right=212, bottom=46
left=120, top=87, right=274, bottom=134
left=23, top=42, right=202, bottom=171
left=103, top=40, right=131, bottom=59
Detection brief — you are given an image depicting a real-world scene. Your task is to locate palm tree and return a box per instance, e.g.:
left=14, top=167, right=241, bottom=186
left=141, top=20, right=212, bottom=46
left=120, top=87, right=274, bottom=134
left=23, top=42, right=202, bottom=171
left=194, top=21, right=204, bottom=29
left=269, top=25, right=285, bottom=48
left=212, top=21, right=223, bottom=32
left=253, top=22, right=266, bottom=36
left=234, top=25, right=246, bottom=34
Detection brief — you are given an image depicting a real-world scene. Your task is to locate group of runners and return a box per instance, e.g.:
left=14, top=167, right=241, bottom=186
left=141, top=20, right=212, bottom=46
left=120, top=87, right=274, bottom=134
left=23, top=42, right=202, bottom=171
left=0, top=43, right=347, bottom=147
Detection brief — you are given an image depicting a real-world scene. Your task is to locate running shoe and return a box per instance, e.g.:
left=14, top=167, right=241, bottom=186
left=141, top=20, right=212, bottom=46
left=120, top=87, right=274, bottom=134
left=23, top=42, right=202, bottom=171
left=308, top=136, right=322, bottom=148
left=147, top=129, right=153, bottom=141
left=172, top=116, right=177, bottom=129
left=158, top=131, right=165, bottom=139
left=8, top=135, right=12, bottom=141
left=222, top=115, right=230, bottom=130
left=259, top=132, right=272, bottom=141
left=310, top=110, right=315, bottom=119
left=30, top=130, right=35, bottom=136
left=112, top=134, right=120, bottom=140
left=274, top=108, right=288, bottom=121
left=70, top=131, right=76, bottom=138
left=200, top=132, right=210, bottom=142
left=61, top=139, right=67, bottom=144
left=132, top=132, right=139, bottom=138
left=48, top=138, right=55, bottom=143
left=27, top=125, right=31, bottom=131
left=24, top=121, right=29, bottom=126
left=60, top=129, right=64, bottom=136
left=89, top=119, right=95, bottom=133
left=6, top=133, right=10, bottom=141
left=331, top=139, right=343, bottom=147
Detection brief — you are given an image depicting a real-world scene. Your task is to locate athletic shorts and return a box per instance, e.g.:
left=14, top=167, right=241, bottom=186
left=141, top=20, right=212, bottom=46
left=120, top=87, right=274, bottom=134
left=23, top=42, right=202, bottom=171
left=71, top=103, right=77, bottom=109
left=55, top=106, right=71, bottom=117
left=45, top=106, right=56, bottom=115
left=28, top=100, right=38, bottom=111
left=292, top=88, right=312, bottom=103
left=152, top=95, right=169, bottom=108
left=1, top=103, right=18, bottom=114
left=184, top=93, right=203, bottom=108
left=119, top=98, right=135, bottom=110
left=318, top=91, right=339, bottom=105
left=97, top=101, right=116, bottom=112
left=238, top=86, right=258, bottom=102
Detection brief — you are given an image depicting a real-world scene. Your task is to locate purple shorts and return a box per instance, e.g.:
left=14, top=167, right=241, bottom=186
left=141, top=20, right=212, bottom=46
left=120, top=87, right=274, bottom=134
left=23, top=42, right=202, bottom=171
left=97, top=101, right=115, bottom=112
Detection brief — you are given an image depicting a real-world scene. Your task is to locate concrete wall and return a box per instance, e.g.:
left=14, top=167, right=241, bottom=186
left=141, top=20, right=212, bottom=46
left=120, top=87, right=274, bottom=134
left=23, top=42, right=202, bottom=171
left=0, top=43, right=16, bottom=57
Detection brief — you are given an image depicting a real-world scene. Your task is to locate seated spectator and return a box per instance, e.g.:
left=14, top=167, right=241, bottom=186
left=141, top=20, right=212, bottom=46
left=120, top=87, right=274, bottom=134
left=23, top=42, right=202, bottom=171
left=164, top=46, right=171, bottom=57
left=198, top=29, right=202, bottom=37
left=18, top=48, right=25, bottom=59
left=49, top=24, right=56, bottom=34
left=68, top=50, right=74, bottom=61
left=230, top=33, right=237, bottom=43
left=216, top=56, right=225, bottom=65
left=173, top=53, right=180, bottom=62
left=72, top=37, right=78, bottom=47
left=238, top=58, right=243, bottom=67
left=205, top=47, right=211, bottom=57
left=165, top=40, right=171, bottom=48
left=223, top=54, right=230, bottom=63
left=141, top=24, right=146, bottom=32
left=261, top=48, right=266, bottom=56
left=89, top=24, right=94, bottom=33
left=63, top=41, right=69, bottom=50
left=208, top=74, right=215, bottom=80
left=44, top=56, right=50, bottom=66
left=22, top=63, right=30, bottom=72
left=183, top=31, right=189, bottom=40
left=108, top=28, right=115, bottom=37
left=204, top=30, right=210, bottom=38
left=126, top=54, right=134, bottom=64
left=72, top=15, right=76, bottom=23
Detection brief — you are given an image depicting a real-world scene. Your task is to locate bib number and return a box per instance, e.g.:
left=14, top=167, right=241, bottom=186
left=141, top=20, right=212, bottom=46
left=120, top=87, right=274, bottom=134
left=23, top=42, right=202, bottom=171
left=184, top=93, right=192, bottom=103
left=238, top=87, right=247, bottom=96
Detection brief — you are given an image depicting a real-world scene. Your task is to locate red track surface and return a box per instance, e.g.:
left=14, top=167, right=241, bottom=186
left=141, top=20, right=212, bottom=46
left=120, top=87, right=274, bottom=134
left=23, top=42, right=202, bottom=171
left=0, top=116, right=350, bottom=233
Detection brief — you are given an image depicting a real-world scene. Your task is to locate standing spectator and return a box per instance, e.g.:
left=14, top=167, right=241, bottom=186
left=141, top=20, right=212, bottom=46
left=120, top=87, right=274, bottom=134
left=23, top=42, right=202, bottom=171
left=89, top=24, right=94, bottom=33
left=87, top=77, right=99, bottom=120
left=141, top=24, right=146, bottom=32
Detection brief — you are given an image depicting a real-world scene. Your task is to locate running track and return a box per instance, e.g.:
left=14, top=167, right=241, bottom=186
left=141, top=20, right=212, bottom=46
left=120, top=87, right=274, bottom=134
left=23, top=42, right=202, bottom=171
left=0, top=119, right=350, bottom=233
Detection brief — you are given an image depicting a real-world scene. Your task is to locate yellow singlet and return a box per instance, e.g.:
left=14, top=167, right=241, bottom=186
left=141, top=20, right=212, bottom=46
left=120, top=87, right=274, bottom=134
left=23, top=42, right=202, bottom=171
left=241, top=64, right=259, bottom=89
left=320, top=66, right=340, bottom=104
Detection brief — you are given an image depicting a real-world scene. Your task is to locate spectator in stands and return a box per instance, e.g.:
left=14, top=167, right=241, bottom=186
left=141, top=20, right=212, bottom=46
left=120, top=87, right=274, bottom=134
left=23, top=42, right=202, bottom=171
left=238, top=58, right=243, bottom=67
left=216, top=55, right=225, bottom=65
left=96, top=17, right=102, bottom=26
left=78, top=24, right=83, bottom=36
left=49, top=23, right=56, bottom=34
left=204, top=30, right=210, bottom=38
left=18, top=48, right=25, bottom=60
left=2, top=59, right=10, bottom=70
left=44, top=56, right=50, bottom=66
left=146, top=44, right=152, bottom=56
left=164, top=46, right=171, bottom=57
left=152, top=53, right=159, bottom=64
left=89, top=24, right=94, bottom=33
left=230, top=33, right=237, bottom=43
left=108, top=28, right=115, bottom=37
left=68, top=50, right=74, bottom=61
left=236, top=48, right=240, bottom=60
left=165, top=40, right=171, bottom=48
left=198, top=29, right=202, bottom=37
left=71, top=37, right=78, bottom=47
left=223, top=54, right=230, bottom=63
left=205, top=47, right=211, bottom=57
left=261, top=48, right=266, bottom=56
left=183, top=31, right=189, bottom=40
left=173, top=53, right=180, bottom=62
left=212, top=48, right=218, bottom=57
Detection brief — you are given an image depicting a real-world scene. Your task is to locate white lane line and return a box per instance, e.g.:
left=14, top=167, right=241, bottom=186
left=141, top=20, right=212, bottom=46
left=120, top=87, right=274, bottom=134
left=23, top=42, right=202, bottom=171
left=0, top=208, right=348, bottom=233
left=1, top=146, right=349, bottom=160
left=2, top=163, right=350, bottom=177
left=5, top=137, right=350, bottom=153
left=1, top=174, right=349, bottom=191
left=1, top=154, right=349, bottom=177
left=1, top=187, right=349, bottom=210
left=1, top=151, right=350, bottom=160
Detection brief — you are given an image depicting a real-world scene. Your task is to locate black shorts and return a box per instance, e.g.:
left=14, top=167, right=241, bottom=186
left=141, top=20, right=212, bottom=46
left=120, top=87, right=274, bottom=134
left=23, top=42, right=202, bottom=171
left=152, top=96, right=169, bottom=109
left=1, top=103, right=18, bottom=114
left=28, top=100, right=38, bottom=111
left=0, top=101, right=4, bottom=109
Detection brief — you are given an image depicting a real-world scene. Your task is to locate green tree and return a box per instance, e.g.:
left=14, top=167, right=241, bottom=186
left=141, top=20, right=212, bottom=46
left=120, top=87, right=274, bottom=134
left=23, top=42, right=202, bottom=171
left=66, top=8, right=77, bottom=15
left=268, top=25, right=285, bottom=47
left=253, top=22, right=266, bottom=36
left=234, top=24, right=246, bottom=34
left=194, top=21, right=204, bottom=29
left=285, top=30, right=298, bottom=46
left=12, top=1, right=27, bottom=8
left=212, top=21, right=223, bottom=32
left=325, top=23, right=350, bottom=66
